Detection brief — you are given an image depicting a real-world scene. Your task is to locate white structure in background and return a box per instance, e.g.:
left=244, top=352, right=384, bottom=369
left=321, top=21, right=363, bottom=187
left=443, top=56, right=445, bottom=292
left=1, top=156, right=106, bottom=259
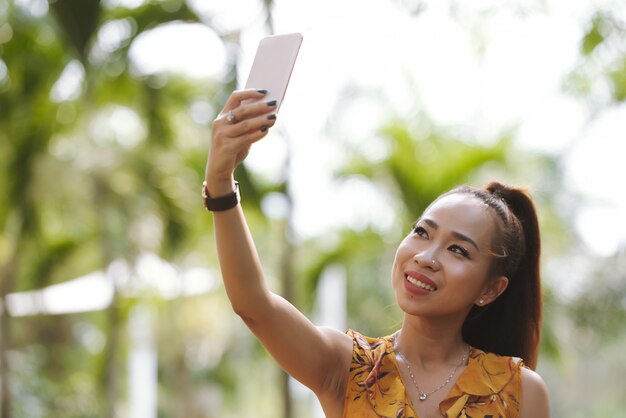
left=289, top=264, right=347, bottom=418
left=5, top=271, right=114, bottom=317
left=128, top=303, right=157, bottom=418
left=3, top=252, right=217, bottom=418
left=4, top=253, right=217, bottom=316
left=314, top=265, right=347, bottom=332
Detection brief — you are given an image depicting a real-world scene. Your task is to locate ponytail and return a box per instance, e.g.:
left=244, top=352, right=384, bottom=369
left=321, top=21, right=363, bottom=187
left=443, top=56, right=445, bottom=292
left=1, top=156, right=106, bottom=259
left=443, top=182, right=542, bottom=369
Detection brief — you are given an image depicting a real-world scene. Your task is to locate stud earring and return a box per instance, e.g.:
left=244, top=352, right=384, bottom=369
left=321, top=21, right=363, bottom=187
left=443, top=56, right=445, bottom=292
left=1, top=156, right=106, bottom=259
left=478, top=298, right=484, bottom=305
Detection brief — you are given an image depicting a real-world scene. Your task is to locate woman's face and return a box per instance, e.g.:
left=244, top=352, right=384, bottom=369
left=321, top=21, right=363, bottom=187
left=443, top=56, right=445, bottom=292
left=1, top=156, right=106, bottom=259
left=392, top=193, right=505, bottom=318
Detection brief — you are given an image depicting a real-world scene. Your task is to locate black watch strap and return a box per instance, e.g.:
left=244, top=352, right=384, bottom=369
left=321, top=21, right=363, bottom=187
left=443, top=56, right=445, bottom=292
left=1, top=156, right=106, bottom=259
left=202, top=181, right=240, bottom=212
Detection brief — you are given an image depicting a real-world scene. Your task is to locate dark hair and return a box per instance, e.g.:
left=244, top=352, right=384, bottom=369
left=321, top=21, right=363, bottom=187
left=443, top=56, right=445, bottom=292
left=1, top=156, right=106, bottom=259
left=440, top=182, right=542, bottom=369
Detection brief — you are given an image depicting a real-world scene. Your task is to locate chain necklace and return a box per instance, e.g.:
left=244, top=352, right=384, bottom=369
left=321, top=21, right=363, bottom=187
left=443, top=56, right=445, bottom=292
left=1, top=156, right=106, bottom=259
left=393, top=332, right=469, bottom=401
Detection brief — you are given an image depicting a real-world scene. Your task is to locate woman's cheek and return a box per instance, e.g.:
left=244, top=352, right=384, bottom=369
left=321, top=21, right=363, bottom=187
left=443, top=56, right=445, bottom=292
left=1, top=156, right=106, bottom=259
left=447, top=265, right=486, bottom=295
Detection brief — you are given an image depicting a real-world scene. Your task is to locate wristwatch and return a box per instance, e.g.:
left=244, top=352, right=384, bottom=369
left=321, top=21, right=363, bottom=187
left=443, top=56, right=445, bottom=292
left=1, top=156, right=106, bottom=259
left=202, top=181, right=240, bottom=212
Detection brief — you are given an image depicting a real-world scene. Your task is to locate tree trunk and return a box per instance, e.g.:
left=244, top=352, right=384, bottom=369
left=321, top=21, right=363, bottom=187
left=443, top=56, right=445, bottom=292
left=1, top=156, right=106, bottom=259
left=94, top=179, right=122, bottom=418
left=279, top=138, right=295, bottom=418
left=0, top=254, right=18, bottom=418
left=103, top=288, right=120, bottom=418
left=280, top=215, right=295, bottom=418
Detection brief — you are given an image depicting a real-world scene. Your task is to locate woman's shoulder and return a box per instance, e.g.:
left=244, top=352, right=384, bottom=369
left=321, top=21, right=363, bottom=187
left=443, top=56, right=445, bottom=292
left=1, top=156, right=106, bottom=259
left=519, top=367, right=551, bottom=418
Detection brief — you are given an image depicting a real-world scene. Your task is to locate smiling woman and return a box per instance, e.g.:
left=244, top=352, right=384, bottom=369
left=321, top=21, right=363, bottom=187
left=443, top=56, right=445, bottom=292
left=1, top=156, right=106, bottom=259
left=204, top=88, right=551, bottom=417
left=395, top=184, right=542, bottom=367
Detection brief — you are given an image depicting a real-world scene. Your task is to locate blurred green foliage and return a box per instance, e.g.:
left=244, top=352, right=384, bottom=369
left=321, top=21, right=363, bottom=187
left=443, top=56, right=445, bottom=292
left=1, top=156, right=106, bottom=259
left=570, top=10, right=626, bottom=103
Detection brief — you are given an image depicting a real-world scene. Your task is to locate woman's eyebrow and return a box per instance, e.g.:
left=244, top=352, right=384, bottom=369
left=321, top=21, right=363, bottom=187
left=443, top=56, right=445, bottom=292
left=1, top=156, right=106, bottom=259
left=422, top=218, right=480, bottom=252
left=452, top=231, right=480, bottom=253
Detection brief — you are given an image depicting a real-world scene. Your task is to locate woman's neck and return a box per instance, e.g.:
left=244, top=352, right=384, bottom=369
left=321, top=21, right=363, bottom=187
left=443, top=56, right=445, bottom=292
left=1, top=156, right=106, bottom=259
left=395, top=314, right=468, bottom=369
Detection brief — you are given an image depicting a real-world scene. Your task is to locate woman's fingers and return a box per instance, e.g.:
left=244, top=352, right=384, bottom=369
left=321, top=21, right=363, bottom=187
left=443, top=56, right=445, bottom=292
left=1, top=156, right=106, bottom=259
left=206, top=89, right=278, bottom=182
left=220, top=99, right=277, bottom=132
left=217, top=92, right=278, bottom=140
left=227, top=109, right=277, bottom=138
left=221, top=88, right=269, bottom=114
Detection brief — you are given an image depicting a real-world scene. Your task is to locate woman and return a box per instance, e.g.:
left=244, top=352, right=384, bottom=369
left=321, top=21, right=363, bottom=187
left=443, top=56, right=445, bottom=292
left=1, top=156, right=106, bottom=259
left=204, top=89, right=551, bottom=417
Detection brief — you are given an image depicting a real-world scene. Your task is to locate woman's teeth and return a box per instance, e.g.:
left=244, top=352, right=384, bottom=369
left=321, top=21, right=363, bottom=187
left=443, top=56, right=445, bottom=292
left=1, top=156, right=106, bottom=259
left=406, top=275, right=436, bottom=291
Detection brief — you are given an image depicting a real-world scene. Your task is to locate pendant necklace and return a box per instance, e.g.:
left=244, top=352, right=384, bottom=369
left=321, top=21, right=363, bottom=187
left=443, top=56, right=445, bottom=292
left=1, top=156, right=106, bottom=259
left=393, top=332, right=470, bottom=401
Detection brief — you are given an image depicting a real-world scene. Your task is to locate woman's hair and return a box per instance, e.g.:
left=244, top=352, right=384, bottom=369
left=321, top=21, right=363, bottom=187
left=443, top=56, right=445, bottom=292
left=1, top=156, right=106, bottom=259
left=439, top=181, right=542, bottom=369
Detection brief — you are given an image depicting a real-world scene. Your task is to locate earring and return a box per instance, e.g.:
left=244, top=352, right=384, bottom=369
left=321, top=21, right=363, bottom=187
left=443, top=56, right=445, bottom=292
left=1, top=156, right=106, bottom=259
left=478, top=298, right=484, bottom=305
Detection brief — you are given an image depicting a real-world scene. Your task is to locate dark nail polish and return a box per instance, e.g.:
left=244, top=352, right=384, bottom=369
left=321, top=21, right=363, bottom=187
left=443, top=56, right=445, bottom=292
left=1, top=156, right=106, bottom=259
left=267, top=114, right=277, bottom=120
left=257, top=89, right=268, bottom=94
left=260, top=125, right=269, bottom=132
left=267, top=100, right=277, bottom=106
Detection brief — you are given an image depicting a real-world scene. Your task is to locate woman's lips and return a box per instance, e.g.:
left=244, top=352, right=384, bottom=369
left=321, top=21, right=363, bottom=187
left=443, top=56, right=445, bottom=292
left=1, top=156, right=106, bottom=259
left=404, top=271, right=438, bottom=294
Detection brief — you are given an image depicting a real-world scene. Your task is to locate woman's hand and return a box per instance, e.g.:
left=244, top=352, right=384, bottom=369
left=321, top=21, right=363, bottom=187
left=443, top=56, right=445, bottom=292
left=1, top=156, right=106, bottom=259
left=205, top=89, right=277, bottom=195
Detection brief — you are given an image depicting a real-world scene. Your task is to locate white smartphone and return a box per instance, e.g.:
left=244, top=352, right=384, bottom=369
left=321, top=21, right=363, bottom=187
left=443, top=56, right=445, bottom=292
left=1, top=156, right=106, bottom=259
left=244, top=33, right=303, bottom=112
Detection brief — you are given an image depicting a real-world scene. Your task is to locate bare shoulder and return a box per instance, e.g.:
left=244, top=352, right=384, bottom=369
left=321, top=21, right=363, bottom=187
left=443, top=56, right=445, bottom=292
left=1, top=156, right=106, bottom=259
left=318, top=326, right=354, bottom=375
left=314, top=327, right=354, bottom=413
left=520, top=367, right=551, bottom=418
left=319, top=326, right=354, bottom=347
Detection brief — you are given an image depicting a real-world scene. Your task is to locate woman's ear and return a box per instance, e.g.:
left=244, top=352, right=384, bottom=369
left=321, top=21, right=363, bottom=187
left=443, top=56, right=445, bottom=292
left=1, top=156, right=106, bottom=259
left=475, top=276, right=509, bottom=307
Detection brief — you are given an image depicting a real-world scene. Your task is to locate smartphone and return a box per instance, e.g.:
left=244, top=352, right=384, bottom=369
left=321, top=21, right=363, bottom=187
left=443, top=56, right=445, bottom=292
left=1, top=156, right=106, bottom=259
left=244, top=33, right=303, bottom=112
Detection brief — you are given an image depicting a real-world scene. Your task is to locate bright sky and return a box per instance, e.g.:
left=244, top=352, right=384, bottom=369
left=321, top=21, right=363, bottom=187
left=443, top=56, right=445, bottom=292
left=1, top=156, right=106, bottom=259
left=131, top=0, right=626, bottom=257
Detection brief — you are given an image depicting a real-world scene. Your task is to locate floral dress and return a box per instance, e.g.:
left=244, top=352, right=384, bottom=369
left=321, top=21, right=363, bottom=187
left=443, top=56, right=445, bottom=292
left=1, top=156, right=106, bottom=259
left=343, top=330, right=523, bottom=418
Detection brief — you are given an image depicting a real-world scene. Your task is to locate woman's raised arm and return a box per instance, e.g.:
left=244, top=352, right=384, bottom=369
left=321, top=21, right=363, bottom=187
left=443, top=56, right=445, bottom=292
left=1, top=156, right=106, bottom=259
left=205, top=89, right=352, bottom=403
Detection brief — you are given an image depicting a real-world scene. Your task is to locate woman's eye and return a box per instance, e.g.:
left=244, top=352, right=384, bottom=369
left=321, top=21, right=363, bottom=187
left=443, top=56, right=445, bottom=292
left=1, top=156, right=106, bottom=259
left=413, top=225, right=428, bottom=238
left=449, top=245, right=469, bottom=258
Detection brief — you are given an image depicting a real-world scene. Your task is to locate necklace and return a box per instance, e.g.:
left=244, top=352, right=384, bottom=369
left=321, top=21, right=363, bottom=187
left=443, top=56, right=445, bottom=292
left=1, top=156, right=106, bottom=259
left=393, top=332, right=469, bottom=401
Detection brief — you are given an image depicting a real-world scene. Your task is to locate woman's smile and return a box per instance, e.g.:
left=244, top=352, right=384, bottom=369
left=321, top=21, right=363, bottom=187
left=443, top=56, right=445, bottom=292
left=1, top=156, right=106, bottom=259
left=404, top=271, right=438, bottom=293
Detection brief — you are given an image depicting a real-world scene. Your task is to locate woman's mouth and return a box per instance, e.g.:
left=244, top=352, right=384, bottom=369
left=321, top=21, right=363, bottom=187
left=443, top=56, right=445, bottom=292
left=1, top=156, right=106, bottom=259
left=405, top=273, right=437, bottom=292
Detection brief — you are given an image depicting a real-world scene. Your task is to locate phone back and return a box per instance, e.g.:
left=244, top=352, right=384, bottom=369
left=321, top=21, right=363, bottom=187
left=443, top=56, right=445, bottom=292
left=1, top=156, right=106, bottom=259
left=244, top=33, right=303, bottom=111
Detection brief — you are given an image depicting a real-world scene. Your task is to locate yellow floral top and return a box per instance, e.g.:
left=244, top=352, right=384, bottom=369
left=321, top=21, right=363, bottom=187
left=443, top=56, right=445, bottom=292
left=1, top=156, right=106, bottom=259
left=343, top=330, right=523, bottom=418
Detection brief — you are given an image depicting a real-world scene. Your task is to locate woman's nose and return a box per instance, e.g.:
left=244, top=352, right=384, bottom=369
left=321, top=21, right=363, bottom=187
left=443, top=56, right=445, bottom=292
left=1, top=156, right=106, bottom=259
left=413, top=252, right=440, bottom=270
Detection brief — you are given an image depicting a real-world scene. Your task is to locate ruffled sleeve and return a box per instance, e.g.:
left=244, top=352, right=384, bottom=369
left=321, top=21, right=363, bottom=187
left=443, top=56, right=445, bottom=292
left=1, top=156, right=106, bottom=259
left=343, top=330, right=417, bottom=418
left=439, top=349, right=523, bottom=418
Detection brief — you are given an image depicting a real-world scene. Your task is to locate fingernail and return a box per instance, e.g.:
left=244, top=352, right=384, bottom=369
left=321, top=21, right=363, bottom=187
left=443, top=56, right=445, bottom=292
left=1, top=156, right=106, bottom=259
left=266, top=100, right=277, bottom=106
left=257, top=89, right=268, bottom=94
left=267, top=114, right=276, bottom=120
left=260, top=125, right=269, bottom=132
